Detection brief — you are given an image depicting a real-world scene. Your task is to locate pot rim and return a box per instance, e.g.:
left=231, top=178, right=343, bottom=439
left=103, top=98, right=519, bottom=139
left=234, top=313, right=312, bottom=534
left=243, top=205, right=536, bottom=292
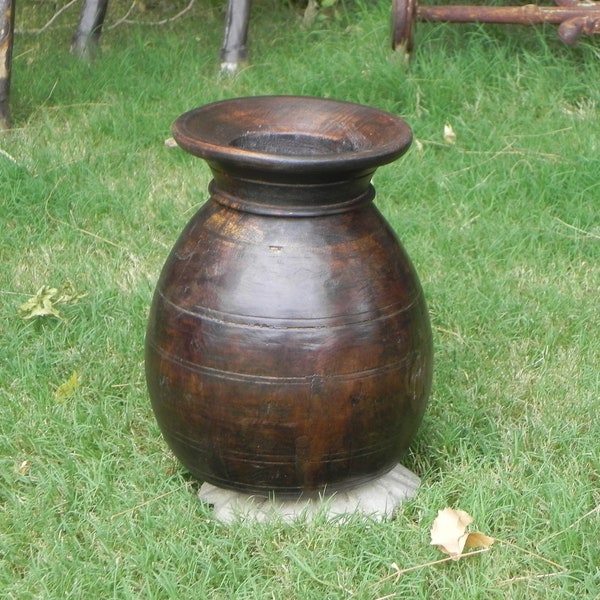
left=172, top=96, right=412, bottom=174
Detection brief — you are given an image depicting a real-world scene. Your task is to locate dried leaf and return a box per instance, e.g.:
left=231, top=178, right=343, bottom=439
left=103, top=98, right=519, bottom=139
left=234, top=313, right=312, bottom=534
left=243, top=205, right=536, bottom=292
left=430, top=508, right=472, bottom=559
left=430, top=508, right=494, bottom=560
left=444, top=123, right=457, bottom=144
left=18, top=283, right=87, bottom=321
left=54, top=371, right=80, bottom=403
left=54, top=282, right=87, bottom=305
left=18, top=286, right=62, bottom=320
left=16, top=460, right=30, bottom=475
left=464, top=531, right=495, bottom=550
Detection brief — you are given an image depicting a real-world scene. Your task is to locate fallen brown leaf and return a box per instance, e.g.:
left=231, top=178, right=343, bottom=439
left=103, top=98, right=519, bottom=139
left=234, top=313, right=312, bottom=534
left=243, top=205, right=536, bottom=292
left=430, top=507, right=494, bottom=560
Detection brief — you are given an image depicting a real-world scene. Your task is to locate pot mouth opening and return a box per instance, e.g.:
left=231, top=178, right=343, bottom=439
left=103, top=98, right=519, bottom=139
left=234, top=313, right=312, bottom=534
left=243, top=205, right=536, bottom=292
left=173, top=96, right=413, bottom=173
left=229, top=132, right=359, bottom=157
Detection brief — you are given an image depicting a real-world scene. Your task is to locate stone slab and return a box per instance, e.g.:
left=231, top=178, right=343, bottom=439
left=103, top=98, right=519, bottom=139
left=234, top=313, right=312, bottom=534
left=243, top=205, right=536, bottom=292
left=198, top=464, right=420, bottom=523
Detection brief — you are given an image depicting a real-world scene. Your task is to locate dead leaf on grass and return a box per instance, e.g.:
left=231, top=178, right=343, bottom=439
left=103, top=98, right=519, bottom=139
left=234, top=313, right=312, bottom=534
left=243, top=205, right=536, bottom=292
left=18, top=286, right=63, bottom=320
left=53, top=282, right=87, bottom=305
left=16, top=460, right=30, bottom=476
left=54, top=371, right=80, bottom=403
left=444, top=123, right=457, bottom=144
left=18, top=284, right=87, bottom=321
left=430, top=507, right=494, bottom=560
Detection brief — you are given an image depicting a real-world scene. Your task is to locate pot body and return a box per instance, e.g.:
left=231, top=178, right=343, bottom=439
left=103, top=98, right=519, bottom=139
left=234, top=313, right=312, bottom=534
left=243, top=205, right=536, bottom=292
left=145, top=97, right=433, bottom=496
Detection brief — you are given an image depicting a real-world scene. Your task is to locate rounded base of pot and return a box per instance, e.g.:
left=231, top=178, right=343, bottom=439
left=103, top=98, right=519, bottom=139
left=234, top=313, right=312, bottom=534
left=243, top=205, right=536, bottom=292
left=148, top=338, right=430, bottom=497
left=179, top=459, right=402, bottom=499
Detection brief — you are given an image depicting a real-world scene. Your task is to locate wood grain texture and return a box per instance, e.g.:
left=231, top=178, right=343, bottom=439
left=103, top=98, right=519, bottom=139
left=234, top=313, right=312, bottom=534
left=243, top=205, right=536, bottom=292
left=146, top=97, right=432, bottom=495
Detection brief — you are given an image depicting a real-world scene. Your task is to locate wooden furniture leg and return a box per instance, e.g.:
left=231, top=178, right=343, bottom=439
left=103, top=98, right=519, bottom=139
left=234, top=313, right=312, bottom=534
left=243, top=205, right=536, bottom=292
left=221, top=0, right=252, bottom=72
left=71, top=0, right=109, bottom=60
left=0, top=0, right=14, bottom=129
left=393, top=0, right=600, bottom=57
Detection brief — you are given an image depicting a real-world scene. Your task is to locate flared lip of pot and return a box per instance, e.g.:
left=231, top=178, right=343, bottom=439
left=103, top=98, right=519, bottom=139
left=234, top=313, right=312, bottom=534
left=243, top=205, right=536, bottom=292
left=171, top=96, right=413, bottom=175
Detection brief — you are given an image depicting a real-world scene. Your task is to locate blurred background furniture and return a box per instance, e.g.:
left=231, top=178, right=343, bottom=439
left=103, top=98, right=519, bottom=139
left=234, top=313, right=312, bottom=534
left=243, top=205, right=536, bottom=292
left=2, top=0, right=600, bottom=128
left=393, top=0, right=600, bottom=58
left=0, top=0, right=252, bottom=129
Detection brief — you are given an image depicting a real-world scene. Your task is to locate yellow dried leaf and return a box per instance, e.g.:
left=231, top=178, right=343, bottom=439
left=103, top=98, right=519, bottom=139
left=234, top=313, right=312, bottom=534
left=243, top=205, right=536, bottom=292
left=464, top=531, right=495, bottom=550
left=18, top=286, right=62, bottom=320
left=17, top=460, right=30, bottom=475
left=54, top=371, right=80, bottom=403
left=54, top=282, right=87, bottom=305
left=18, top=283, right=86, bottom=321
left=444, top=123, right=457, bottom=144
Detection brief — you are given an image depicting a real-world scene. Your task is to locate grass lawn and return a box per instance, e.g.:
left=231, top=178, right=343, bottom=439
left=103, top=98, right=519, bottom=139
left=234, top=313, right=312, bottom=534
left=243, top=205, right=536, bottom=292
left=1, top=0, right=599, bottom=597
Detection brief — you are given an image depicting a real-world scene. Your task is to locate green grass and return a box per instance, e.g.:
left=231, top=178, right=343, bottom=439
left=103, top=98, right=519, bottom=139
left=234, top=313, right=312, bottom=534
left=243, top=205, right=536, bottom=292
left=2, top=0, right=599, bottom=597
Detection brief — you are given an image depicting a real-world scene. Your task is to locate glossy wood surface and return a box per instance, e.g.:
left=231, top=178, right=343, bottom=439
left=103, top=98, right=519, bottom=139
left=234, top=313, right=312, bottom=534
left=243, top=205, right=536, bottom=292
left=146, top=97, right=432, bottom=495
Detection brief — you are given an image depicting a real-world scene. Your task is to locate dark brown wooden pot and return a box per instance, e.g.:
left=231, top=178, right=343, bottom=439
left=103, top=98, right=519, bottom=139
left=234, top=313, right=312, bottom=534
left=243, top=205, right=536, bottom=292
left=145, top=96, right=433, bottom=496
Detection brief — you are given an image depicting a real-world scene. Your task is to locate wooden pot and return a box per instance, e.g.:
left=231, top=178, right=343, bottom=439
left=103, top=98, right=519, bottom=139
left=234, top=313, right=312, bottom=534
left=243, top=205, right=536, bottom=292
left=146, top=96, right=433, bottom=496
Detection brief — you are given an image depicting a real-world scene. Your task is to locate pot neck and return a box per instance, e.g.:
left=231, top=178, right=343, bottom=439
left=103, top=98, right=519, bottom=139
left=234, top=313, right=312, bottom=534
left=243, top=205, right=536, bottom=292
left=206, top=164, right=378, bottom=217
